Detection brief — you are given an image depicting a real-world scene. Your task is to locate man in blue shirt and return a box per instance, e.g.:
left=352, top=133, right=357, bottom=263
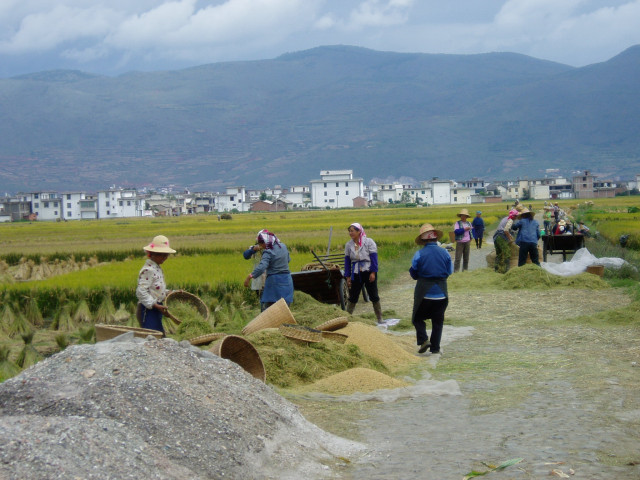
left=511, top=208, right=541, bottom=267
left=410, top=224, right=454, bottom=355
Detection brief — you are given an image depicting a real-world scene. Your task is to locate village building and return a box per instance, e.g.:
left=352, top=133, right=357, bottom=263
left=97, top=189, right=145, bottom=218
left=310, top=170, right=364, bottom=209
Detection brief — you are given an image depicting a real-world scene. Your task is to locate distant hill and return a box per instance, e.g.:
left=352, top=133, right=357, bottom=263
left=0, top=44, right=639, bottom=193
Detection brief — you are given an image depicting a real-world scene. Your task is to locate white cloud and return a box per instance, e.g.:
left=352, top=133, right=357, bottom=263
left=0, top=0, right=639, bottom=74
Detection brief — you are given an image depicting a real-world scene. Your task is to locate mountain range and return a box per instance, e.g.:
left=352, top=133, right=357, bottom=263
left=0, top=44, right=639, bottom=193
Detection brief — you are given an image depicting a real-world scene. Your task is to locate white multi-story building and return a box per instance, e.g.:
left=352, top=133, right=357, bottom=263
left=425, top=179, right=452, bottom=205
left=374, top=183, right=404, bottom=204
left=403, top=186, right=432, bottom=205
left=97, top=189, right=145, bottom=218
left=310, top=170, right=364, bottom=209
left=60, top=192, right=88, bottom=220
left=283, top=185, right=310, bottom=208
left=450, top=186, right=473, bottom=204
left=216, top=186, right=249, bottom=212
left=32, top=191, right=62, bottom=221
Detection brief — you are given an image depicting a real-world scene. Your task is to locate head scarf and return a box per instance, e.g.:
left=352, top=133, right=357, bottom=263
left=508, top=209, right=519, bottom=219
left=256, top=229, right=281, bottom=249
left=348, top=222, right=367, bottom=247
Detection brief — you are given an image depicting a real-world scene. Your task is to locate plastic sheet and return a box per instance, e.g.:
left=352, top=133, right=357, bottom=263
left=541, top=247, right=628, bottom=276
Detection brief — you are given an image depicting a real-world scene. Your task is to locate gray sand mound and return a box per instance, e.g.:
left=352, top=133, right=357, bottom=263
left=0, top=333, right=363, bottom=479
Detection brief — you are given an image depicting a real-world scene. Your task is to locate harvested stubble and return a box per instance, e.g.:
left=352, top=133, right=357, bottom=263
left=297, top=367, right=410, bottom=395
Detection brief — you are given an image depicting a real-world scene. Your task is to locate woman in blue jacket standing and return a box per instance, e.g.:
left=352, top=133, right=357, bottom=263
left=243, top=229, right=293, bottom=311
left=471, top=211, right=485, bottom=249
left=410, top=224, right=453, bottom=356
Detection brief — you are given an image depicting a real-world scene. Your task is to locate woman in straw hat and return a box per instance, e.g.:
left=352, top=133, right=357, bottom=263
left=492, top=209, right=518, bottom=274
left=344, top=222, right=384, bottom=324
left=511, top=208, right=541, bottom=267
left=410, top=224, right=453, bottom=355
left=452, top=208, right=473, bottom=272
left=243, top=229, right=293, bottom=311
left=136, top=235, right=176, bottom=334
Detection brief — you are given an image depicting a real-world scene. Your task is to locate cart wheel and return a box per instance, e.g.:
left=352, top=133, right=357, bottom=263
left=339, top=278, right=347, bottom=310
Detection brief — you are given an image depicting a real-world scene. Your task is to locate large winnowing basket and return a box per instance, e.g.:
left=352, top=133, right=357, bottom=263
left=165, top=290, right=210, bottom=325
left=95, top=324, right=164, bottom=342
left=210, top=335, right=266, bottom=382
left=241, top=298, right=296, bottom=335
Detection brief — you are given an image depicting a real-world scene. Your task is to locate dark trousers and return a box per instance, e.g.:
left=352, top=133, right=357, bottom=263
left=454, top=241, right=470, bottom=272
left=136, top=303, right=165, bottom=333
left=518, top=242, right=540, bottom=267
left=474, top=235, right=483, bottom=249
left=348, top=271, right=379, bottom=304
left=412, top=298, right=448, bottom=353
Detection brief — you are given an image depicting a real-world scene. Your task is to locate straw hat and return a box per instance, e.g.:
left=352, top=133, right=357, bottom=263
left=415, top=223, right=443, bottom=245
left=143, top=235, right=176, bottom=254
left=518, top=208, right=531, bottom=215
left=558, top=219, right=566, bottom=226
left=457, top=208, right=470, bottom=218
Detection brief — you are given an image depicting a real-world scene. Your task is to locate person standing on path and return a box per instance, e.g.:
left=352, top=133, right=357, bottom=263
left=471, top=211, right=485, bottom=249
left=410, top=224, right=453, bottom=355
left=243, top=229, right=294, bottom=311
left=511, top=208, right=541, bottom=267
left=453, top=208, right=473, bottom=272
left=493, top=209, right=518, bottom=273
left=136, top=235, right=176, bottom=334
left=344, top=222, right=384, bottom=324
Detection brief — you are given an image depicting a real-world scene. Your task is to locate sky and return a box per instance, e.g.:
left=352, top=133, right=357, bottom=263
left=1, top=0, right=640, bottom=77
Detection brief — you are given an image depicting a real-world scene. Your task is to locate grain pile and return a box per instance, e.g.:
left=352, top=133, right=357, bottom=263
left=341, top=322, right=420, bottom=370
left=298, top=367, right=410, bottom=395
left=0, top=334, right=364, bottom=479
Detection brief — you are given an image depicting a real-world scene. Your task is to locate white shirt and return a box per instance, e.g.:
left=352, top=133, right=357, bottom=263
left=136, top=258, right=168, bottom=309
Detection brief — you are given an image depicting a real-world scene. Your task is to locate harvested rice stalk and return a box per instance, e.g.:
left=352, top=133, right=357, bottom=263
left=94, top=293, right=116, bottom=324
left=0, top=345, right=20, bottom=382
left=167, top=302, right=205, bottom=323
left=16, top=331, right=41, bottom=369
left=173, top=317, right=214, bottom=342
left=24, top=296, right=44, bottom=327
left=55, top=333, right=69, bottom=351
left=52, top=305, right=75, bottom=332
left=9, top=311, right=32, bottom=338
left=0, top=304, right=16, bottom=335
left=72, top=300, right=92, bottom=323
left=113, top=303, right=131, bottom=324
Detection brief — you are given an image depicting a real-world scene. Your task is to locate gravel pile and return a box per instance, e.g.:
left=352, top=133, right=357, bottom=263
left=0, top=333, right=364, bottom=479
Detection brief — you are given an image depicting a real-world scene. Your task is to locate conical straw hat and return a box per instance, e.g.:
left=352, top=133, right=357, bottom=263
left=241, top=298, right=296, bottom=335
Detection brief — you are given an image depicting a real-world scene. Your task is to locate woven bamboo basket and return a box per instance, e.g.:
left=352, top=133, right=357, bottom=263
left=314, top=317, right=349, bottom=332
left=279, top=324, right=323, bottom=344
left=242, top=298, right=296, bottom=335
left=321, top=331, right=348, bottom=344
left=189, top=332, right=227, bottom=346
left=165, top=290, right=210, bottom=324
left=95, top=324, right=163, bottom=342
left=586, top=264, right=605, bottom=277
left=209, top=335, right=266, bottom=382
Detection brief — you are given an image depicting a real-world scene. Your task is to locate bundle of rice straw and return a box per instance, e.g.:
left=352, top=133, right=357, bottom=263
left=16, top=331, right=41, bottom=369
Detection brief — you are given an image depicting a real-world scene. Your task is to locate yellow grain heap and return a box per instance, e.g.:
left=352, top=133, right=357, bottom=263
left=298, top=367, right=410, bottom=395
left=341, top=322, right=420, bottom=370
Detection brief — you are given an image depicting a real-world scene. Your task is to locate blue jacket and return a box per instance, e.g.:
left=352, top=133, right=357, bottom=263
left=512, top=218, right=540, bottom=245
left=410, top=243, right=453, bottom=300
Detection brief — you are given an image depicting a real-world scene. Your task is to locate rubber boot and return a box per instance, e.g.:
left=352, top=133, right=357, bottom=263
left=346, top=301, right=356, bottom=314
left=373, top=301, right=384, bottom=324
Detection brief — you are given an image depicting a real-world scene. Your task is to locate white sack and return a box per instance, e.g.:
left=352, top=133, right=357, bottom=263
left=541, top=247, right=628, bottom=276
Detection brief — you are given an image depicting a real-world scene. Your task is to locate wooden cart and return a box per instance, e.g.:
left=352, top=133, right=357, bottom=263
left=290, top=251, right=349, bottom=310
left=541, top=234, right=585, bottom=262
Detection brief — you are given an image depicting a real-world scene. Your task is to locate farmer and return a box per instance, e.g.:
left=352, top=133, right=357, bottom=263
left=136, top=235, right=176, bottom=334
left=344, top=222, right=384, bottom=324
left=511, top=208, right=541, bottom=267
left=410, top=223, right=453, bottom=355
left=471, top=211, right=485, bottom=249
left=577, top=221, right=591, bottom=237
left=553, top=219, right=572, bottom=235
left=493, top=209, right=518, bottom=273
left=452, top=208, right=473, bottom=272
left=243, top=229, right=293, bottom=311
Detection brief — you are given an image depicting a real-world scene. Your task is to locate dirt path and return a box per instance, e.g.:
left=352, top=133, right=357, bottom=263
left=303, top=244, right=640, bottom=479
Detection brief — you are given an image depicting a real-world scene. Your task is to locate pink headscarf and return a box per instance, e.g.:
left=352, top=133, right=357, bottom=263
left=348, top=222, right=367, bottom=247
left=508, top=209, right=519, bottom=219
left=257, top=229, right=281, bottom=249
